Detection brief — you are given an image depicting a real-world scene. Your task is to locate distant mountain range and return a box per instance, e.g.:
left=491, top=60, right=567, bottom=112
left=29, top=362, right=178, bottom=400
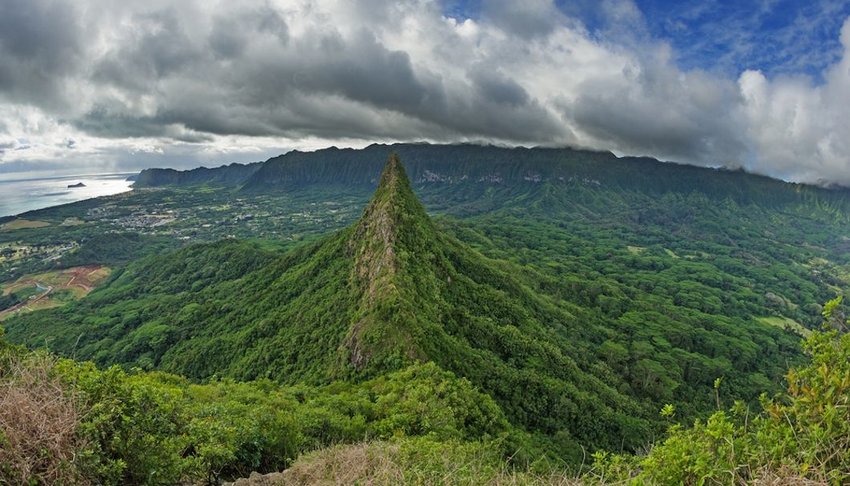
left=135, top=161, right=263, bottom=187
left=134, top=143, right=850, bottom=210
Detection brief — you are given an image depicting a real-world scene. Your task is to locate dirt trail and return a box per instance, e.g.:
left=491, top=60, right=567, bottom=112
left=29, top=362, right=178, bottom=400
left=65, top=265, right=103, bottom=292
left=1, top=284, right=53, bottom=317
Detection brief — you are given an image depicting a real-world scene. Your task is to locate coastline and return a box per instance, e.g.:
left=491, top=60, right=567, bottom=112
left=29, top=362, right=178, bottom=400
left=0, top=173, right=136, bottom=218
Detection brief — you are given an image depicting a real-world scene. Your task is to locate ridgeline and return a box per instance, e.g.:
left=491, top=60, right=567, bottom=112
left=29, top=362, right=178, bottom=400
left=6, top=154, right=804, bottom=462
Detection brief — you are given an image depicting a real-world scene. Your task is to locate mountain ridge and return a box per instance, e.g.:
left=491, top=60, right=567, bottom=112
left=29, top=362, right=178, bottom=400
left=130, top=143, right=836, bottom=189
left=132, top=143, right=850, bottom=215
left=134, top=161, right=263, bottom=187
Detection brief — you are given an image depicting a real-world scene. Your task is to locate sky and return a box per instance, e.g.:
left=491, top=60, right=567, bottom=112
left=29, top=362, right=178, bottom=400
left=1, top=0, right=850, bottom=185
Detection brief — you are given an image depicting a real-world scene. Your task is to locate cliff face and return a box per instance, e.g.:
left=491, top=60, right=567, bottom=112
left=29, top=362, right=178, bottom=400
left=241, top=143, right=619, bottom=191
left=133, top=162, right=262, bottom=188
left=131, top=143, right=850, bottom=211
left=344, top=154, right=437, bottom=370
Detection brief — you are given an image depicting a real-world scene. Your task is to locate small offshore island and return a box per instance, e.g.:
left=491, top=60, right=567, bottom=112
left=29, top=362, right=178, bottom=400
left=67, top=182, right=86, bottom=188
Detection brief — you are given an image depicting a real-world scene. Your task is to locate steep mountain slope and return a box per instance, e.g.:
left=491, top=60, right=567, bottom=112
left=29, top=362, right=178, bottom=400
left=6, top=154, right=803, bottom=459
left=134, top=161, right=262, bottom=187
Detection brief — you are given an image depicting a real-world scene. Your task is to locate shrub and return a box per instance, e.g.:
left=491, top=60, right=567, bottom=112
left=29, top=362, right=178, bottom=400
left=0, top=352, right=86, bottom=485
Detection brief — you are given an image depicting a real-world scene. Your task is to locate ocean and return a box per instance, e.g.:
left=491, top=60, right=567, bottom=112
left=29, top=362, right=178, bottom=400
left=0, top=173, right=135, bottom=218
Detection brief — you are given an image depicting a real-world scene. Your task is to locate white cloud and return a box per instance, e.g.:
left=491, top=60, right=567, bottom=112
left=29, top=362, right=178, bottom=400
left=0, top=0, right=848, bottom=185
left=738, top=18, right=850, bottom=184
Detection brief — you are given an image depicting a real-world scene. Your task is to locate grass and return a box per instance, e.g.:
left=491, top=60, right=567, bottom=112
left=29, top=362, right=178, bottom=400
left=1, top=219, right=51, bottom=231
left=2, top=298, right=65, bottom=319
left=0, top=353, right=84, bottom=485
left=756, top=316, right=812, bottom=337
left=9, top=285, right=41, bottom=301
left=234, top=440, right=585, bottom=486
left=60, top=217, right=85, bottom=226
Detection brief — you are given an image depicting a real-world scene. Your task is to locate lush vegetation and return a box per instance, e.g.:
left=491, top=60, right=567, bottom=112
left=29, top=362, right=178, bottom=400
left=4, top=304, right=850, bottom=484
left=0, top=293, right=22, bottom=310
left=589, top=297, right=850, bottom=484
left=4, top=154, right=835, bottom=459
left=7, top=156, right=815, bottom=463
left=5, top=145, right=850, bottom=482
left=0, top=328, right=515, bottom=484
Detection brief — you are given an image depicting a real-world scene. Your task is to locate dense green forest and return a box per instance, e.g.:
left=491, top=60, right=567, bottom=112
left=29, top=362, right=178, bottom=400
left=3, top=298, right=850, bottom=484
left=0, top=155, right=815, bottom=460
left=5, top=146, right=850, bottom=483
left=0, top=329, right=516, bottom=484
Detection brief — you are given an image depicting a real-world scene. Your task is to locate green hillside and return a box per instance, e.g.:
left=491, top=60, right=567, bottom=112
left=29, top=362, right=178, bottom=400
left=4, top=305, right=850, bottom=484
left=5, top=155, right=805, bottom=462
left=6, top=149, right=850, bottom=484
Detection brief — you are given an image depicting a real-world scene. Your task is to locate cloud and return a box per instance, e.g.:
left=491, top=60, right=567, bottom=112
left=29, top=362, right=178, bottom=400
left=0, top=0, right=83, bottom=110
left=738, top=17, right=850, bottom=184
left=0, top=0, right=848, bottom=185
left=480, top=0, right=566, bottom=39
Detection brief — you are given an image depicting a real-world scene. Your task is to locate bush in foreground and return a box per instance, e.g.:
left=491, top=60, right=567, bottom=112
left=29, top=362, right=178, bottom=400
left=0, top=336, right=512, bottom=486
left=0, top=351, right=85, bottom=485
left=592, top=298, right=850, bottom=484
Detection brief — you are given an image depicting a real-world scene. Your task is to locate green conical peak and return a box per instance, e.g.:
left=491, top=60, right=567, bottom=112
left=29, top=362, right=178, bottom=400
left=344, top=154, right=433, bottom=370
left=350, top=154, right=430, bottom=303
left=370, top=153, right=418, bottom=210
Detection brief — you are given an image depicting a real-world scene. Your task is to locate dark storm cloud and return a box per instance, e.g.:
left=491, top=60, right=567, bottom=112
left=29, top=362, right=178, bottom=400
left=567, top=60, right=749, bottom=164
left=285, top=30, right=433, bottom=110
left=91, top=10, right=203, bottom=93
left=0, top=0, right=83, bottom=108
left=469, top=69, right=531, bottom=107
left=0, top=0, right=626, bottom=158
left=0, top=0, right=849, bottom=185
left=42, top=1, right=567, bottom=147
left=208, top=5, right=289, bottom=61
left=73, top=106, right=213, bottom=144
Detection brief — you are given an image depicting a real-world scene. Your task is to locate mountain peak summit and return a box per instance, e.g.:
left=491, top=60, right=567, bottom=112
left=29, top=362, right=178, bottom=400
left=378, top=152, right=405, bottom=189
left=349, top=154, right=431, bottom=297
left=344, top=154, right=434, bottom=370
left=367, top=153, right=420, bottom=215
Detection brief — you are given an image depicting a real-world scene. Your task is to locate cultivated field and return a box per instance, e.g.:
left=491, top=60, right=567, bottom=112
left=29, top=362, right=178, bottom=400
left=0, top=265, right=111, bottom=320
left=0, top=219, right=51, bottom=231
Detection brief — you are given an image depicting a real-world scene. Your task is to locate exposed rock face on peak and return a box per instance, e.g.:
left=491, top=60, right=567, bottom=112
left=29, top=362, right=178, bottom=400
left=349, top=155, right=434, bottom=297
left=350, top=154, right=419, bottom=304
left=344, top=154, right=437, bottom=369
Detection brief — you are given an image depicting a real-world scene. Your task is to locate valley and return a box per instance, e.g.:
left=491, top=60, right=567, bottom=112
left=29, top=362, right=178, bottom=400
left=5, top=0, right=850, bottom=482
left=3, top=144, right=850, bottom=484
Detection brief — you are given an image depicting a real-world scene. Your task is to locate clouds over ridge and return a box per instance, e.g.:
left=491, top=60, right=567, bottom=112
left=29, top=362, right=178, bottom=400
left=0, top=0, right=848, bottom=185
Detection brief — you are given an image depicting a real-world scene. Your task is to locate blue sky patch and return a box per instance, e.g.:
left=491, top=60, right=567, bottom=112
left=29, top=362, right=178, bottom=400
left=442, top=0, right=850, bottom=79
